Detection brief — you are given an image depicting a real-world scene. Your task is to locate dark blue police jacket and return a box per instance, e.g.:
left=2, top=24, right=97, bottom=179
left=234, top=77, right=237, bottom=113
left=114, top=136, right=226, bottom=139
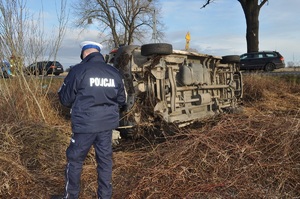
left=58, top=52, right=126, bottom=133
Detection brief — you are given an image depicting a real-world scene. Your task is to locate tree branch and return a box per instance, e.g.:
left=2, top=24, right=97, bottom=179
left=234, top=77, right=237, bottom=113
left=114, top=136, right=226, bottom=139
left=259, top=0, right=268, bottom=9
left=201, top=0, right=215, bottom=9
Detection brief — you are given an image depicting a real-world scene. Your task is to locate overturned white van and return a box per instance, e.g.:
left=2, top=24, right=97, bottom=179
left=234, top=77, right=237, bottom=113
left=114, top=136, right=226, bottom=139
left=112, top=43, right=243, bottom=136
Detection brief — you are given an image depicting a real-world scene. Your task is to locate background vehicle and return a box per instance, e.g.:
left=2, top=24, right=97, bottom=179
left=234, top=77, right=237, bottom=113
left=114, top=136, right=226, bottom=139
left=112, top=43, right=243, bottom=135
left=26, top=61, right=64, bottom=76
left=240, top=51, right=285, bottom=72
left=0, top=60, right=12, bottom=78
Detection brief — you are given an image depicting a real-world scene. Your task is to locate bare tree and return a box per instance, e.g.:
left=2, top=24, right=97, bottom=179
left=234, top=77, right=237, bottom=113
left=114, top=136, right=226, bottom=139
left=0, top=0, right=68, bottom=72
left=201, top=0, right=269, bottom=53
left=0, top=0, right=68, bottom=122
left=72, top=0, right=163, bottom=48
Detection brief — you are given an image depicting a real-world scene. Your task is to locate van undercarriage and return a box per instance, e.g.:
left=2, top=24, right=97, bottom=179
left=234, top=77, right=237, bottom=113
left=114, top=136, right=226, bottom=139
left=112, top=43, right=243, bottom=135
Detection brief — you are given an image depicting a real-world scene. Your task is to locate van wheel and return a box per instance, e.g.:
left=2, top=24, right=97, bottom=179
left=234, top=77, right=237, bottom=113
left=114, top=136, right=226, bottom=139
left=221, top=55, right=240, bottom=64
left=264, top=63, right=274, bottom=72
left=141, top=43, right=173, bottom=56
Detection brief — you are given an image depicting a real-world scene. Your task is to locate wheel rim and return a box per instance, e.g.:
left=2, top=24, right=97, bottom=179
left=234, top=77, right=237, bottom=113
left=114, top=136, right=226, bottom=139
left=265, top=63, right=274, bottom=72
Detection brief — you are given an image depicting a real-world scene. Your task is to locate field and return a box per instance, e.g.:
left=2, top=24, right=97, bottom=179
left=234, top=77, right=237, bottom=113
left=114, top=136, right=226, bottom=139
left=276, top=66, right=300, bottom=72
left=0, top=74, right=299, bottom=198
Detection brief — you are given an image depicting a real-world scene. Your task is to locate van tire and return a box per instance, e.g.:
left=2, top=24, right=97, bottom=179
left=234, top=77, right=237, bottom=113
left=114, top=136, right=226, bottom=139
left=141, top=43, right=173, bottom=56
left=221, top=55, right=240, bottom=64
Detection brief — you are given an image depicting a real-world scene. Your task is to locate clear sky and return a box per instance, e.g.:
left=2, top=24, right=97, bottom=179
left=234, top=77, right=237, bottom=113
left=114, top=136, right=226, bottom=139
left=27, top=0, right=300, bottom=68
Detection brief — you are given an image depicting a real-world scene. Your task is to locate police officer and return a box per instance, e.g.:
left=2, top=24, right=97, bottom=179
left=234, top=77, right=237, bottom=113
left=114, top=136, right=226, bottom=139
left=58, top=41, right=126, bottom=199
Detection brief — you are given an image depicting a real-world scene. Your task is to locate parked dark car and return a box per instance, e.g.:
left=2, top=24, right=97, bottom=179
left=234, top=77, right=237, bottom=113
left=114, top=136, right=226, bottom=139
left=240, top=51, right=285, bottom=71
left=26, top=61, right=64, bottom=76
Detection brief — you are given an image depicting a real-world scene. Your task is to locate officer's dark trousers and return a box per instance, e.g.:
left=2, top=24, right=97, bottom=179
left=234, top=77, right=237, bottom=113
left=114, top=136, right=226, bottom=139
left=64, top=130, right=113, bottom=199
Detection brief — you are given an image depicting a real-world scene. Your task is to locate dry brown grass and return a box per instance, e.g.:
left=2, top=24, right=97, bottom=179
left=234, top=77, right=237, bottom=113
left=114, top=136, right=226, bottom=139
left=0, top=76, right=65, bottom=124
left=0, top=74, right=300, bottom=198
left=275, top=67, right=300, bottom=72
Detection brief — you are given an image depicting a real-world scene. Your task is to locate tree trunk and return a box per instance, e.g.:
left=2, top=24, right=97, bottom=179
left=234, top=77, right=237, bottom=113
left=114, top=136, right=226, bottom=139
left=239, top=0, right=260, bottom=53
left=203, top=0, right=268, bottom=53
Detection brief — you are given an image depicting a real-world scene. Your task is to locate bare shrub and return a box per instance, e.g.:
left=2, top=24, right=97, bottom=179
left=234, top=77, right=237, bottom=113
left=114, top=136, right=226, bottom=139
left=112, top=112, right=300, bottom=198
left=0, top=0, right=68, bottom=123
left=0, top=78, right=64, bottom=124
left=243, top=74, right=300, bottom=116
left=0, top=74, right=300, bottom=198
left=0, top=122, right=70, bottom=198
